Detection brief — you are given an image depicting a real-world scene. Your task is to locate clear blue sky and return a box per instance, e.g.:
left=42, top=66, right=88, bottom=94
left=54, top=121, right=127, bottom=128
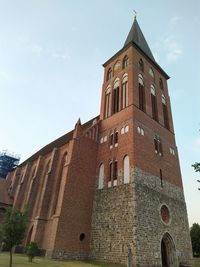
left=0, top=0, right=199, bottom=225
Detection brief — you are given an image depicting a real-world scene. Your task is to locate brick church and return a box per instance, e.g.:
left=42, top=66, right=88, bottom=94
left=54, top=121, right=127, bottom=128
left=0, top=17, right=192, bottom=267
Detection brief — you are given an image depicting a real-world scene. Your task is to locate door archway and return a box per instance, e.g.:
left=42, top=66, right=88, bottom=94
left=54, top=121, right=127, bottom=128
left=161, top=233, right=177, bottom=267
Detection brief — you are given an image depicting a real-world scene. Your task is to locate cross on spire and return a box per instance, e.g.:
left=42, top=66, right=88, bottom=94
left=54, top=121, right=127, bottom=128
left=133, top=10, right=137, bottom=20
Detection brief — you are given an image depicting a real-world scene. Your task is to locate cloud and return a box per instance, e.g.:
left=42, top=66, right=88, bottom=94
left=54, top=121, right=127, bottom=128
left=17, top=35, right=70, bottom=61
left=169, top=16, right=181, bottom=27
left=30, top=44, right=43, bottom=55
left=195, top=137, right=200, bottom=147
left=155, top=36, right=182, bottom=63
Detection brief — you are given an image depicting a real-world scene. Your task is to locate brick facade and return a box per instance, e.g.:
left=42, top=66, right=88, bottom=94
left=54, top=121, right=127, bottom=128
left=0, top=18, right=192, bottom=266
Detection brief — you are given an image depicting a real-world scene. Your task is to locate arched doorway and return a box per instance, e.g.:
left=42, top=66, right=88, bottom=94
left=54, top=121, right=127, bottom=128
left=161, top=233, right=177, bottom=267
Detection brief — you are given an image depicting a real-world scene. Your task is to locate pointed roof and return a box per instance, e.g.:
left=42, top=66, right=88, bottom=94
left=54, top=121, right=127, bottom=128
left=124, top=18, right=156, bottom=63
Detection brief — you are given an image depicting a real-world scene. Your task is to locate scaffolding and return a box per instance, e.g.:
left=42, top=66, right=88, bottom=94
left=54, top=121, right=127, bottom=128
left=0, top=150, right=20, bottom=179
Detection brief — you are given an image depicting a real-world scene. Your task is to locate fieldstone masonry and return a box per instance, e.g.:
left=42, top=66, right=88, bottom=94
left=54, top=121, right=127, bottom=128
left=134, top=167, right=192, bottom=267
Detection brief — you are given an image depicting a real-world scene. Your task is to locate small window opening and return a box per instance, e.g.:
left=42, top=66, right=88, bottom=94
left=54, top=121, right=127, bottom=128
left=160, top=169, right=163, bottom=187
left=80, top=233, right=85, bottom=241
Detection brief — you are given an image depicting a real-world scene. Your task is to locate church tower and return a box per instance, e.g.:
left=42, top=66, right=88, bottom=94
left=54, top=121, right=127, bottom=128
left=91, top=17, right=192, bottom=267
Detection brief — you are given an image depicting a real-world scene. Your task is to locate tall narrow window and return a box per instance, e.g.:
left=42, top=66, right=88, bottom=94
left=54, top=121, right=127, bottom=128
left=105, top=86, right=111, bottom=118
left=108, top=162, right=112, bottom=187
left=110, top=133, right=113, bottom=147
left=114, top=130, right=118, bottom=145
left=123, top=155, right=130, bottom=184
left=122, top=74, right=128, bottom=109
left=113, top=79, right=120, bottom=113
left=151, top=85, right=158, bottom=121
left=113, top=160, right=118, bottom=186
left=154, top=136, right=163, bottom=156
left=107, top=68, right=112, bottom=81
left=139, top=58, right=144, bottom=72
left=159, top=78, right=164, bottom=90
left=123, top=56, right=129, bottom=69
left=149, top=67, right=155, bottom=81
left=162, top=94, right=170, bottom=130
left=160, top=169, right=163, bottom=187
left=138, top=74, right=145, bottom=112
left=98, top=164, right=104, bottom=189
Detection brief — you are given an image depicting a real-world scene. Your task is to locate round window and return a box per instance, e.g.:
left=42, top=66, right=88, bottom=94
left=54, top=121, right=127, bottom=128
left=160, top=205, right=170, bottom=224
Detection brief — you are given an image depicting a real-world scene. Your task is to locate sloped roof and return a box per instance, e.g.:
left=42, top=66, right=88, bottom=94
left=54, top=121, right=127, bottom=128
left=124, top=18, right=155, bottom=63
left=19, top=115, right=99, bottom=167
left=0, top=178, right=12, bottom=205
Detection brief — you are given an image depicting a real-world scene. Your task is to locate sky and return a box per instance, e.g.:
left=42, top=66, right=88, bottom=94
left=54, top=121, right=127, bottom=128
left=0, top=0, right=199, bottom=226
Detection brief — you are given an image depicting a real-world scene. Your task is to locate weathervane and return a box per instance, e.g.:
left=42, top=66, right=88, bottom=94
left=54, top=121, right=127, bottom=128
left=134, top=10, right=137, bottom=20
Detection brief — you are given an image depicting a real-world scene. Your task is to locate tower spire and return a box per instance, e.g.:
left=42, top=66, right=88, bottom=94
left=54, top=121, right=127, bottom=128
left=123, top=16, right=156, bottom=63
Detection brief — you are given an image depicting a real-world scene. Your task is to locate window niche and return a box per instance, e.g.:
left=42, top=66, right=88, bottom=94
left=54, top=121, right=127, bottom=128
left=113, top=79, right=120, bottom=114
left=107, top=68, right=112, bottom=81
left=151, top=85, right=158, bottom=121
left=123, top=56, right=129, bottom=69
left=122, top=74, right=128, bottom=109
left=98, top=164, right=104, bottom=189
left=139, top=58, right=144, bottom=72
left=123, top=155, right=130, bottom=184
left=138, top=74, right=145, bottom=112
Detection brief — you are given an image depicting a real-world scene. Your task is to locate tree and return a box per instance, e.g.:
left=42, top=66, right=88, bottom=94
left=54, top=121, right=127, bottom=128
left=26, top=242, right=39, bottom=262
left=190, top=223, right=200, bottom=256
left=1, top=207, right=28, bottom=267
left=192, top=162, right=200, bottom=173
left=192, top=162, right=200, bottom=190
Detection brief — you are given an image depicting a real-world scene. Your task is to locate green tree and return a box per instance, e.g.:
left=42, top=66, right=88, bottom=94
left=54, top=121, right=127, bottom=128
left=1, top=207, right=28, bottom=267
left=190, top=223, right=200, bottom=256
left=192, top=162, right=200, bottom=173
left=26, top=241, right=39, bottom=262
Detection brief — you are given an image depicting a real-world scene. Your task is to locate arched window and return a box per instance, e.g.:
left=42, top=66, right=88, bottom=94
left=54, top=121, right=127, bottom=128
left=104, top=86, right=111, bottom=118
left=123, top=56, right=129, bottom=69
left=108, top=161, right=112, bottom=187
left=113, top=160, right=118, bottom=186
left=138, top=74, right=145, bottom=112
left=159, top=78, right=164, bottom=90
left=63, top=152, right=68, bottom=166
left=98, top=164, right=104, bottom=189
left=110, top=133, right=113, bottom=147
left=151, top=85, right=158, bottom=121
left=149, top=68, right=155, bottom=81
left=122, top=74, right=128, bottom=109
left=162, top=94, right=170, bottom=130
left=113, top=79, right=120, bottom=113
left=123, top=155, right=130, bottom=184
left=139, top=59, right=144, bottom=72
left=107, top=68, right=112, bottom=81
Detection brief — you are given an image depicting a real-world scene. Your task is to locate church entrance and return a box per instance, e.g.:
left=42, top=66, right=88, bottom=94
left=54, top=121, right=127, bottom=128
left=161, top=233, right=177, bottom=267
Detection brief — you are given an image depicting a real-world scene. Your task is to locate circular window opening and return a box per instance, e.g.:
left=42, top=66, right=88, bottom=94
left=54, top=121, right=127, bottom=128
left=160, top=205, right=170, bottom=224
left=79, top=233, right=85, bottom=241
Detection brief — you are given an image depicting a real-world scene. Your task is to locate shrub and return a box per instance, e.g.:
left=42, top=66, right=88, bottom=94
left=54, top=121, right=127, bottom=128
left=26, top=242, right=39, bottom=262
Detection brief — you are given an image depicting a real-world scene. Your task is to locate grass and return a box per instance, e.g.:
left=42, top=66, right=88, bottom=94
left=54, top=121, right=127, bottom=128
left=1, top=253, right=199, bottom=267
left=193, top=258, right=200, bottom=267
left=0, top=253, right=122, bottom=267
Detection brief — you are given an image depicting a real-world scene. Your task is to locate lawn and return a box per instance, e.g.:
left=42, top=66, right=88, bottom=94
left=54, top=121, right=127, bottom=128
left=0, top=253, right=122, bottom=267
left=0, top=253, right=199, bottom=267
left=193, top=258, right=200, bottom=267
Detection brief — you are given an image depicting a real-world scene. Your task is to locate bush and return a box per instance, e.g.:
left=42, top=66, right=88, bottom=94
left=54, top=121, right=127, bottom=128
left=26, top=242, right=39, bottom=262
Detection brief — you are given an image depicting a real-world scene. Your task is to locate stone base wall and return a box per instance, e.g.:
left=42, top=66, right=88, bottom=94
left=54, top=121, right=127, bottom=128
left=46, top=250, right=88, bottom=261
left=134, top=167, right=193, bottom=267
left=90, top=179, right=136, bottom=265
